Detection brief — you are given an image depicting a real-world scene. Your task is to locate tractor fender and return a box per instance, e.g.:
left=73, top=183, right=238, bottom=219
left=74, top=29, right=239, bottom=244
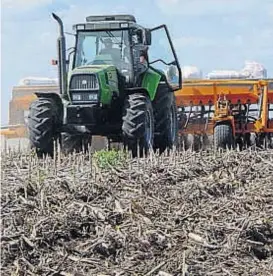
left=141, top=69, right=162, bottom=101
left=125, top=87, right=150, bottom=98
left=34, top=92, right=64, bottom=124
left=35, top=92, right=63, bottom=109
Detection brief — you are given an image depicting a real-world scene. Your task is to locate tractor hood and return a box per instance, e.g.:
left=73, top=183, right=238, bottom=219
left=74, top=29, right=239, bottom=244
left=70, top=64, right=116, bottom=75
left=67, top=64, right=119, bottom=105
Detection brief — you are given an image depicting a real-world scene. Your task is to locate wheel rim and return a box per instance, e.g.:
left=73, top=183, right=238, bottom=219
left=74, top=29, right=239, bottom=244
left=145, top=109, right=153, bottom=146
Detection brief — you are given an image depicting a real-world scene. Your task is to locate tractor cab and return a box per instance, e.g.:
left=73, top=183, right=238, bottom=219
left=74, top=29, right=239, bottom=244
left=70, top=14, right=181, bottom=90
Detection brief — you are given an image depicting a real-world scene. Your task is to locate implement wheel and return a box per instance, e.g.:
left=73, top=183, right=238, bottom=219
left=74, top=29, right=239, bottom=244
left=214, top=123, right=234, bottom=149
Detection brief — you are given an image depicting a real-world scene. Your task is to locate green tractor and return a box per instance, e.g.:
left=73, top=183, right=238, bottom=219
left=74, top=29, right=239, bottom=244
left=27, top=13, right=182, bottom=157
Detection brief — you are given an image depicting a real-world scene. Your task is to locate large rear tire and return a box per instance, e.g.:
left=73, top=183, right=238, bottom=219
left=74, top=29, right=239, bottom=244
left=214, top=123, right=234, bottom=149
left=28, top=98, right=59, bottom=157
left=60, top=133, right=92, bottom=154
left=122, top=93, right=154, bottom=157
left=153, top=86, right=178, bottom=153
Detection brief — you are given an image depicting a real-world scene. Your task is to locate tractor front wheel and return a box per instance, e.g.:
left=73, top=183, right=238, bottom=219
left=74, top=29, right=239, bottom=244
left=122, top=93, right=154, bottom=157
left=28, top=98, right=59, bottom=157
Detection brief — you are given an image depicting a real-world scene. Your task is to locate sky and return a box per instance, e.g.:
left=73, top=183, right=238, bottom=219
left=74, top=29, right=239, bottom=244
left=1, top=0, right=273, bottom=124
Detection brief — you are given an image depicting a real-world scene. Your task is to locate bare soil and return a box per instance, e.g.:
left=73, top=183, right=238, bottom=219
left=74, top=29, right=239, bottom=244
left=1, top=148, right=273, bottom=275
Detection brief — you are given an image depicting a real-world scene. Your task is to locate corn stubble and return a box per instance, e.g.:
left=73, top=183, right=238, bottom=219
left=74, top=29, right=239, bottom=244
left=1, top=147, right=273, bottom=275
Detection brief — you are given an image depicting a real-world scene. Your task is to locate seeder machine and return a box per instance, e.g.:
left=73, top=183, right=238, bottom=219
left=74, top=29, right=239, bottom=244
left=175, top=79, right=273, bottom=150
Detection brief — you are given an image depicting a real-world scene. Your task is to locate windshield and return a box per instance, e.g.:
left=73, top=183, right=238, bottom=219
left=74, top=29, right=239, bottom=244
left=74, top=30, right=132, bottom=74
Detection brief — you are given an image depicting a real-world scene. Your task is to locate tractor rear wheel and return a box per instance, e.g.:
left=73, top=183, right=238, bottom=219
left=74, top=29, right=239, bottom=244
left=28, top=98, right=59, bottom=157
left=122, top=93, right=154, bottom=157
left=60, top=133, right=92, bottom=154
left=153, top=86, right=178, bottom=153
left=214, top=123, right=234, bottom=149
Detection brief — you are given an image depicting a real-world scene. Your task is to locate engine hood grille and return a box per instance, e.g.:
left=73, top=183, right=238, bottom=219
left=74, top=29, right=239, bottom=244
left=70, top=74, right=99, bottom=91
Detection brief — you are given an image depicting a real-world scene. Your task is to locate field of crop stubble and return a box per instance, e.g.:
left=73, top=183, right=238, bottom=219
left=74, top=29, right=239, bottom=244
left=1, top=147, right=273, bottom=275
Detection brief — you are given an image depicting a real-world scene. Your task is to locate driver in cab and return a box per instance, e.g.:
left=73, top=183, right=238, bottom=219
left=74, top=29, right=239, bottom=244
left=99, top=38, right=121, bottom=64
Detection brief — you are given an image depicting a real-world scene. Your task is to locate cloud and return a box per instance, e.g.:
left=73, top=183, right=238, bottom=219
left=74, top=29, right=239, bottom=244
left=156, top=0, right=268, bottom=16
left=172, top=33, right=245, bottom=53
left=269, top=4, right=273, bottom=19
left=245, top=29, right=273, bottom=58
left=2, top=0, right=52, bottom=10
left=173, top=36, right=215, bottom=48
left=174, top=29, right=272, bottom=52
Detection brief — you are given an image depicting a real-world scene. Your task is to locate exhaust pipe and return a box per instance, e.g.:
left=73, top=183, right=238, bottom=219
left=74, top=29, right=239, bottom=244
left=52, top=13, right=67, bottom=96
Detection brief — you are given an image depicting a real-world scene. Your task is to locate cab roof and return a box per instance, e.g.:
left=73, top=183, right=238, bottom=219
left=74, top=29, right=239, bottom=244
left=86, top=14, right=136, bottom=23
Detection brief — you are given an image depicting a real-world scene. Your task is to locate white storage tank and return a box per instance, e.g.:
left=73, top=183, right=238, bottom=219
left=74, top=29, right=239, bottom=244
left=182, top=66, right=203, bottom=79
left=206, top=60, right=267, bottom=80
left=18, top=77, right=58, bottom=86
left=207, top=70, right=248, bottom=79
left=241, top=61, right=267, bottom=79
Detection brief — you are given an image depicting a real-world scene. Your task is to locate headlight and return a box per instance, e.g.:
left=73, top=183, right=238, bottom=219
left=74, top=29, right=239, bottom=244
left=71, top=93, right=98, bottom=102
left=72, top=94, right=82, bottom=101
left=88, top=93, right=98, bottom=101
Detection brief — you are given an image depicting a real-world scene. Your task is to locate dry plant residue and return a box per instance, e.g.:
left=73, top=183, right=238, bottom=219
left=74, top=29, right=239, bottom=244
left=1, top=149, right=273, bottom=275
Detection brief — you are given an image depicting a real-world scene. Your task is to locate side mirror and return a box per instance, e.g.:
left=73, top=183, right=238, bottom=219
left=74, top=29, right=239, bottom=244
left=132, top=28, right=151, bottom=45
left=133, top=29, right=143, bottom=43
left=144, top=29, right=151, bottom=45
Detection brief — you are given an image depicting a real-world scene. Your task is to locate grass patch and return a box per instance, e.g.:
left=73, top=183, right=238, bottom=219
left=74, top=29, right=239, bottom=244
left=93, top=149, right=127, bottom=169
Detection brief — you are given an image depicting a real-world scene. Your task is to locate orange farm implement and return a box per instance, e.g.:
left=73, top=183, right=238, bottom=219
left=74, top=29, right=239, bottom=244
left=175, top=79, right=273, bottom=150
